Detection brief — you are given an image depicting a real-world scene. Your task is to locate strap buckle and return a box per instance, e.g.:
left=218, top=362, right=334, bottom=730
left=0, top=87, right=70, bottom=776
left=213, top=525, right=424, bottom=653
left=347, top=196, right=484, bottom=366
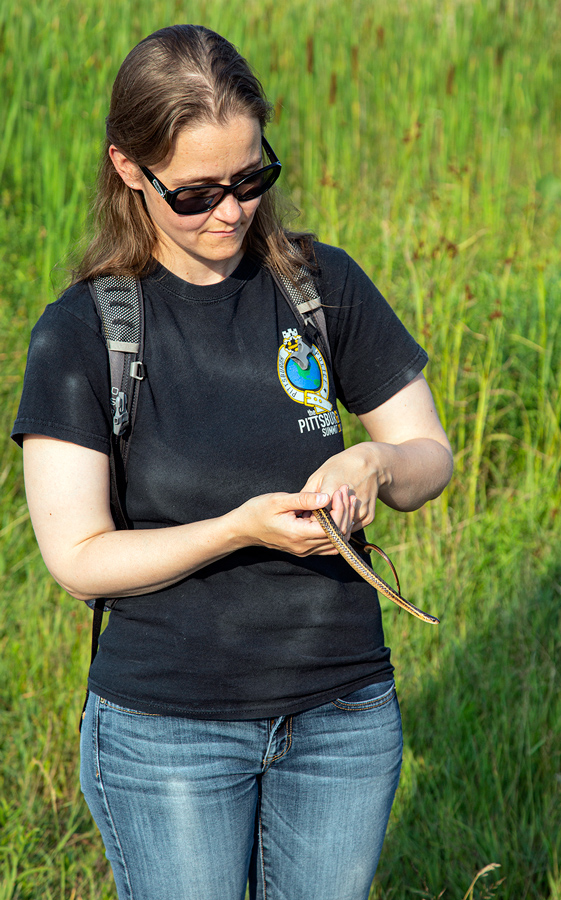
left=129, top=360, right=146, bottom=381
left=111, top=388, right=128, bottom=435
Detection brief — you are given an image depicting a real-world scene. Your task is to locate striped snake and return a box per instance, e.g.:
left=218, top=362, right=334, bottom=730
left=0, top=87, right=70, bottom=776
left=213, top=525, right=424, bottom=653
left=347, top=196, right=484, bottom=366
left=313, top=507, right=439, bottom=625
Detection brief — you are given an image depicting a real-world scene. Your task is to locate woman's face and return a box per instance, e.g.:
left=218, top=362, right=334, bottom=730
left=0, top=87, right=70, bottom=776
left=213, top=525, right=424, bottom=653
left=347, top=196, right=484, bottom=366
left=113, top=116, right=264, bottom=284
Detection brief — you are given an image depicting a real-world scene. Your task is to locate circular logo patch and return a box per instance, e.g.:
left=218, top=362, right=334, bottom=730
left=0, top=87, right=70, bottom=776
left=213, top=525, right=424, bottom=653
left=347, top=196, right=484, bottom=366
left=286, top=355, right=322, bottom=391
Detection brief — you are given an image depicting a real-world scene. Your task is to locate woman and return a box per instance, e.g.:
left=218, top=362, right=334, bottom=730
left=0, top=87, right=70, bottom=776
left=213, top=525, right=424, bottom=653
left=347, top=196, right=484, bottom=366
left=13, top=24, right=453, bottom=900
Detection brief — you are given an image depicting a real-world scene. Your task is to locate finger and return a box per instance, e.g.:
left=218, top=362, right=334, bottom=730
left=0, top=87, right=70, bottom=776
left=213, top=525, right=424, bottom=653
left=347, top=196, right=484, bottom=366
left=329, top=487, right=343, bottom=513
left=351, top=497, right=376, bottom=530
left=289, top=491, right=330, bottom=512
left=329, top=486, right=354, bottom=533
left=345, top=495, right=358, bottom=539
left=341, top=494, right=356, bottom=539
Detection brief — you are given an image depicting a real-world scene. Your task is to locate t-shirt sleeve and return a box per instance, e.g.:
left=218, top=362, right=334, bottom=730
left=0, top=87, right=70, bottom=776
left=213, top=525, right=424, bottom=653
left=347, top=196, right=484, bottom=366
left=316, top=244, right=428, bottom=415
left=11, top=286, right=112, bottom=453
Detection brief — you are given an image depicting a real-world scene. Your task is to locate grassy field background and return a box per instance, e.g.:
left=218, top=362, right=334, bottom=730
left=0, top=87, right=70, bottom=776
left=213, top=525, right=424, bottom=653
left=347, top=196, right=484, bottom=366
left=1, top=0, right=560, bottom=897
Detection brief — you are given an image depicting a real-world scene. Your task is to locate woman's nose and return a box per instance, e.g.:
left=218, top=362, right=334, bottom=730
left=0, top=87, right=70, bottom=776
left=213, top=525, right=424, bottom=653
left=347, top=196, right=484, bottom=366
left=213, top=191, right=244, bottom=223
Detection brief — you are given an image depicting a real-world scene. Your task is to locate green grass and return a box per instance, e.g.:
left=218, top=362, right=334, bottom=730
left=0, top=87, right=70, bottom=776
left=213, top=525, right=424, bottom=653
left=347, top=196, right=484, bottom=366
left=1, top=0, right=560, bottom=897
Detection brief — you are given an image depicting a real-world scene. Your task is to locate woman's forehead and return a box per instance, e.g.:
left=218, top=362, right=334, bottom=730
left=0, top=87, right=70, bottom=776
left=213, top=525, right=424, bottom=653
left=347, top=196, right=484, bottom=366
left=162, top=116, right=262, bottom=184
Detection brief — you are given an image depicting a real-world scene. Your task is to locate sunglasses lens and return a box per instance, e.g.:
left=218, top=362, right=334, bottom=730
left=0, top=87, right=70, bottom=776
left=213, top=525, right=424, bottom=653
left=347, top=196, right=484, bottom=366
left=235, top=165, right=280, bottom=202
left=173, top=187, right=224, bottom=215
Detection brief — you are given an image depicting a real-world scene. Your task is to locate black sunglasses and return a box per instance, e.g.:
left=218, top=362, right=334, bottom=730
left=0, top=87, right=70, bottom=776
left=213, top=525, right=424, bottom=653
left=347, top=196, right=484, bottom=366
left=139, top=136, right=281, bottom=216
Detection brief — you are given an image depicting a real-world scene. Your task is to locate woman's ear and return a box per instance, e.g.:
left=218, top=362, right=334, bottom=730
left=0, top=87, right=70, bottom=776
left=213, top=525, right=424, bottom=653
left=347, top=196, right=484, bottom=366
left=109, top=145, right=143, bottom=190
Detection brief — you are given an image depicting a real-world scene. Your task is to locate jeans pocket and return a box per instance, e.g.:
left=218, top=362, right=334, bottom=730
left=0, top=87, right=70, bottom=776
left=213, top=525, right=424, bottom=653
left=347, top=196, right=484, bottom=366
left=331, top=679, right=395, bottom=711
left=99, top=697, right=162, bottom=717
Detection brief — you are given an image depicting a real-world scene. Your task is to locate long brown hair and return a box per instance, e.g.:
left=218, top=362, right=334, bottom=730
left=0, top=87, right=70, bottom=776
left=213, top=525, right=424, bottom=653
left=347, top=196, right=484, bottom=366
left=73, top=25, right=314, bottom=285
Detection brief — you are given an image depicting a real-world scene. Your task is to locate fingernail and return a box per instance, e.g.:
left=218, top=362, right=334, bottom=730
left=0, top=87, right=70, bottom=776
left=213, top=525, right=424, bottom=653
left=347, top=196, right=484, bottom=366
left=316, top=493, right=329, bottom=504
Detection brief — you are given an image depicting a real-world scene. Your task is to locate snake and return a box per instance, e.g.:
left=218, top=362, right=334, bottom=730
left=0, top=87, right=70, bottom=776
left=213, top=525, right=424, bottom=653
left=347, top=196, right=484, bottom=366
left=312, top=507, right=440, bottom=625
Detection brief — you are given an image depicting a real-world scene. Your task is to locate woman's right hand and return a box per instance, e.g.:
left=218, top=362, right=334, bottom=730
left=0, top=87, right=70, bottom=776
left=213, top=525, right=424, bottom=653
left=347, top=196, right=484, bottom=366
left=228, top=486, right=356, bottom=558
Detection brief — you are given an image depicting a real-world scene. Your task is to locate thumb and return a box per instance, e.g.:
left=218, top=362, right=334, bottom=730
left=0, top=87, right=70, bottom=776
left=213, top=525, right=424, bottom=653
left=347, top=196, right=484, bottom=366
left=293, top=491, right=330, bottom=511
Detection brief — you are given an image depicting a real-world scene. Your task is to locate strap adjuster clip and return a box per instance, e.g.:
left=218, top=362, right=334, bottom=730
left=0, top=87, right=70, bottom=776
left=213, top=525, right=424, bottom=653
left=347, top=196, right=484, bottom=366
left=129, top=360, right=145, bottom=381
left=111, top=388, right=128, bottom=435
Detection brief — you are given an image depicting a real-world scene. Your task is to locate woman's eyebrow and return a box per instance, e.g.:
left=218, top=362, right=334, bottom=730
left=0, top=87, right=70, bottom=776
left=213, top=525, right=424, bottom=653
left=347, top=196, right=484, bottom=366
left=170, top=157, right=264, bottom=188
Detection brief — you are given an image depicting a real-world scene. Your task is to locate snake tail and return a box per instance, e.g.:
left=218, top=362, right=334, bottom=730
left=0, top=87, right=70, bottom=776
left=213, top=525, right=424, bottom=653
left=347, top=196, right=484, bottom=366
left=313, top=508, right=440, bottom=626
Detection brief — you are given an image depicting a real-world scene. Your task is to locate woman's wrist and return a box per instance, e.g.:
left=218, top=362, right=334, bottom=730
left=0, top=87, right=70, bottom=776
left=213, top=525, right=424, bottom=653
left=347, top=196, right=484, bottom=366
left=218, top=505, right=256, bottom=553
left=354, top=441, right=392, bottom=491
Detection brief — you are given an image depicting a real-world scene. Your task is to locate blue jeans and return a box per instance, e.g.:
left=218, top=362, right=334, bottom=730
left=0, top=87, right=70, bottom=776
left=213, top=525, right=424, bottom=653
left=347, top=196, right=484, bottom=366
left=80, top=681, right=402, bottom=900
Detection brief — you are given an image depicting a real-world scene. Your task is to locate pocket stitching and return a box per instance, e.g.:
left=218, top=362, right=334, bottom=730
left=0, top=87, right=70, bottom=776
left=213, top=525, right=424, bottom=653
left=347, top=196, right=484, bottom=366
left=330, top=684, right=396, bottom=711
left=99, top=697, right=162, bottom=717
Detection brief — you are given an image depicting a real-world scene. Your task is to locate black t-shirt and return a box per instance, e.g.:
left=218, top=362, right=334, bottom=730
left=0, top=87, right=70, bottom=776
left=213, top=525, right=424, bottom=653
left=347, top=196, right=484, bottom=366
left=12, top=242, right=428, bottom=719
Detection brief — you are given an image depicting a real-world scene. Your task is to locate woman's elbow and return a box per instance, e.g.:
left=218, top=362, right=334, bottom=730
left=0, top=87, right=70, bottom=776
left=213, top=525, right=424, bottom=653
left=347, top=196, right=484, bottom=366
left=438, top=444, right=454, bottom=490
left=44, top=564, right=99, bottom=603
left=399, top=441, right=454, bottom=511
left=426, top=442, right=454, bottom=501
left=63, top=584, right=100, bottom=603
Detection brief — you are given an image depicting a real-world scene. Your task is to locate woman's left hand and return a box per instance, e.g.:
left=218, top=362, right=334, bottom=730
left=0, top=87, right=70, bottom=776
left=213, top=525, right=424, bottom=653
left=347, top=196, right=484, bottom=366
left=301, top=373, right=454, bottom=534
left=301, top=443, right=383, bottom=532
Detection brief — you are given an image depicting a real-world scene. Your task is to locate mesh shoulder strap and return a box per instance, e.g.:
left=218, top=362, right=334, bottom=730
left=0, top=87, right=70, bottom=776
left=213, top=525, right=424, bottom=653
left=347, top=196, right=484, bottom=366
left=80, top=275, right=146, bottom=730
left=270, top=252, right=331, bottom=367
left=89, top=274, right=145, bottom=440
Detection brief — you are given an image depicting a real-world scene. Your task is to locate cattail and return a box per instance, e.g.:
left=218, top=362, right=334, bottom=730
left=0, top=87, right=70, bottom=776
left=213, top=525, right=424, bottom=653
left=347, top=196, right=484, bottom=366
left=306, top=35, right=314, bottom=74
left=446, top=64, right=455, bottom=95
left=329, top=72, right=337, bottom=105
left=351, top=45, right=359, bottom=81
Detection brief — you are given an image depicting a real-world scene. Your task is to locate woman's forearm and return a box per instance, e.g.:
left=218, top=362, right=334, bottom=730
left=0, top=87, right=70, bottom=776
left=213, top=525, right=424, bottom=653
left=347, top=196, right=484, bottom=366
left=62, top=487, right=355, bottom=602
left=24, top=436, right=352, bottom=602
left=60, top=513, right=244, bottom=602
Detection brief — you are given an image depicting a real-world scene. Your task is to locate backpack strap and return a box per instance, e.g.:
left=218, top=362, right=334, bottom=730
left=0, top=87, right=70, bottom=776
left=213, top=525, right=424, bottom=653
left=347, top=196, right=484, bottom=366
left=80, top=274, right=146, bottom=731
left=89, top=274, right=146, bottom=529
left=88, top=275, right=145, bottom=435
left=270, top=245, right=332, bottom=368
